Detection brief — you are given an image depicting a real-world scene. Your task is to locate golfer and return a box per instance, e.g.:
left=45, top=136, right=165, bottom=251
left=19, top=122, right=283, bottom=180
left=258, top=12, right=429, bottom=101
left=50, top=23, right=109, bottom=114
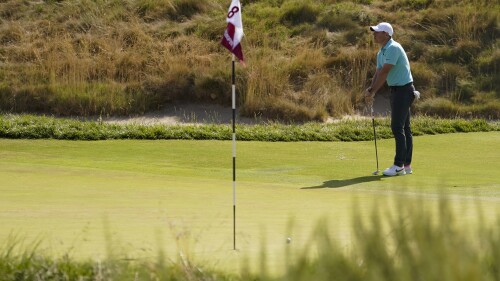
left=365, top=22, right=416, bottom=176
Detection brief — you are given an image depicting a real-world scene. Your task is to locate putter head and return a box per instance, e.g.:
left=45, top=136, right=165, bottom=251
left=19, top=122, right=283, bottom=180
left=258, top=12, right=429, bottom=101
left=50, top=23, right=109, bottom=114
left=372, top=170, right=380, bottom=175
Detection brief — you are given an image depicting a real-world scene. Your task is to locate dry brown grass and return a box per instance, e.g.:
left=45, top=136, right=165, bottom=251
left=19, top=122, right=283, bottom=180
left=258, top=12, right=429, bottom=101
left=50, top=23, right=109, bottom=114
left=0, top=0, right=498, bottom=120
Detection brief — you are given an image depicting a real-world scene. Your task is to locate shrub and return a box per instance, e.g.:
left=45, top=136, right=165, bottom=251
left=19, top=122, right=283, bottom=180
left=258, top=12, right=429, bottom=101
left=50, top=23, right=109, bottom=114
left=418, top=6, right=498, bottom=45
left=476, top=48, right=500, bottom=74
left=290, top=23, right=317, bottom=37
left=424, top=45, right=455, bottom=62
left=353, top=0, right=373, bottom=4
left=317, top=12, right=357, bottom=32
left=411, top=62, right=438, bottom=97
left=255, top=96, right=326, bottom=122
left=453, top=40, right=482, bottom=64
left=415, top=97, right=500, bottom=119
left=452, top=79, right=475, bottom=103
left=324, top=48, right=375, bottom=92
left=287, top=47, right=325, bottom=91
left=0, top=1, right=28, bottom=20
left=343, top=27, right=368, bottom=46
left=114, top=54, right=147, bottom=82
left=280, top=1, right=319, bottom=26
left=195, top=18, right=228, bottom=41
left=168, top=0, right=210, bottom=21
left=433, top=63, right=469, bottom=95
left=135, top=0, right=175, bottom=22
left=143, top=71, right=195, bottom=107
left=415, top=97, right=459, bottom=118
left=0, top=23, right=23, bottom=45
left=194, top=71, right=231, bottom=104
left=404, top=0, right=433, bottom=10
left=469, top=100, right=500, bottom=119
left=475, top=75, right=500, bottom=93
left=405, top=40, right=427, bottom=61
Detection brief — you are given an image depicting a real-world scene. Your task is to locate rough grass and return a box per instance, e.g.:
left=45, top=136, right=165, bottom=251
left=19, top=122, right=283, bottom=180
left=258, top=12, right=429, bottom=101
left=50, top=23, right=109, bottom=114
left=415, top=98, right=500, bottom=119
left=0, top=0, right=498, bottom=121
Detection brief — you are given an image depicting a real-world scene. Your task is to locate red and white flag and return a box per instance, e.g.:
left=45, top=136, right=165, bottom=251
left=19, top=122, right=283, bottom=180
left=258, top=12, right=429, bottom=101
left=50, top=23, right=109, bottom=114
left=221, top=0, right=244, bottom=62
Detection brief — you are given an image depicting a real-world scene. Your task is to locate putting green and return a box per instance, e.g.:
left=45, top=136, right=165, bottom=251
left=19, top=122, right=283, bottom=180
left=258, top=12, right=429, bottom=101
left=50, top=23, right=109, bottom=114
left=0, top=132, right=499, bottom=273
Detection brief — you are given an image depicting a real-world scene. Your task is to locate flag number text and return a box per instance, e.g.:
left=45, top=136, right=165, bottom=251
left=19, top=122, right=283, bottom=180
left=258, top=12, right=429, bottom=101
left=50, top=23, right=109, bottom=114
left=227, top=6, right=239, bottom=18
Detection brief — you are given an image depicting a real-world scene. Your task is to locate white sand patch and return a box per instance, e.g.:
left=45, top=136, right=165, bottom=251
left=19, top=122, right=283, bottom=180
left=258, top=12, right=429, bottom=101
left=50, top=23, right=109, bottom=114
left=99, top=95, right=391, bottom=125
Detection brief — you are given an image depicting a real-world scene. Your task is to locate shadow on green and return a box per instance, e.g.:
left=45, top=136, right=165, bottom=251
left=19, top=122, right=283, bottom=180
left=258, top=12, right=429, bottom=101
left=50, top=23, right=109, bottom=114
left=302, top=175, right=383, bottom=189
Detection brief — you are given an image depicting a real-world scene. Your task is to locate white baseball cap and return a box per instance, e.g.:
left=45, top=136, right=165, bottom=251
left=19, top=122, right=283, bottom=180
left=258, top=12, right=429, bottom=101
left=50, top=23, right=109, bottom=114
left=370, top=22, right=393, bottom=36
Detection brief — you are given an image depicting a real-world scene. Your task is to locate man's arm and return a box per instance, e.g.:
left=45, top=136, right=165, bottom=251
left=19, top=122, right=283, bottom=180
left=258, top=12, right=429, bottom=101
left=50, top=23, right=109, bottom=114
left=368, top=64, right=393, bottom=95
left=371, top=63, right=393, bottom=94
left=365, top=64, right=393, bottom=102
left=365, top=69, right=378, bottom=104
left=369, top=69, right=380, bottom=90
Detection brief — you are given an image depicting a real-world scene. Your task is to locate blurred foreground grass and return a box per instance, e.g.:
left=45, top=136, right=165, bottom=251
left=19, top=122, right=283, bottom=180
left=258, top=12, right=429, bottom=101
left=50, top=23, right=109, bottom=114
left=1, top=197, right=498, bottom=281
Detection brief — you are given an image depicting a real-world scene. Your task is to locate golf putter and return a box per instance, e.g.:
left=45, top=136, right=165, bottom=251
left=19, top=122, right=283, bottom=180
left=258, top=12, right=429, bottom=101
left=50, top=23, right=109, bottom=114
left=371, top=104, right=380, bottom=175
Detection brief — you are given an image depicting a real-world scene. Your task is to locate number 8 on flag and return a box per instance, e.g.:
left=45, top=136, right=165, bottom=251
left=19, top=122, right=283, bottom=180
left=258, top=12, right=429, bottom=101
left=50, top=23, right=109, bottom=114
left=221, top=0, right=244, bottom=62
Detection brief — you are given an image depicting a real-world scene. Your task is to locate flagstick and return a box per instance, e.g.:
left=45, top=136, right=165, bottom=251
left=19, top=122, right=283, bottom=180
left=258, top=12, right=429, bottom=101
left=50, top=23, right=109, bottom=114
left=232, top=54, right=237, bottom=251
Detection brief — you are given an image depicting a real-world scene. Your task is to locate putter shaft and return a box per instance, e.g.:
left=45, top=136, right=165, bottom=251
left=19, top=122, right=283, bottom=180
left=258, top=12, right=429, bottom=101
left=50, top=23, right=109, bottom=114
left=371, top=105, right=380, bottom=174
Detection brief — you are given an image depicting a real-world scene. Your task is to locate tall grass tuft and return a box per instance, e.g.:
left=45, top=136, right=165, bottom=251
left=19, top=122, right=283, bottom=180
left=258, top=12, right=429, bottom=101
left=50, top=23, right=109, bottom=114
left=253, top=196, right=500, bottom=281
left=415, top=98, right=500, bottom=119
left=325, top=47, right=375, bottom=110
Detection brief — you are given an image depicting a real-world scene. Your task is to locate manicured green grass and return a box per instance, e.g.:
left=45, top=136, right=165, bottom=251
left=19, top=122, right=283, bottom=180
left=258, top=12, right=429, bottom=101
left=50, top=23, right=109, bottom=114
left=1, top=132, right=499, bottom=275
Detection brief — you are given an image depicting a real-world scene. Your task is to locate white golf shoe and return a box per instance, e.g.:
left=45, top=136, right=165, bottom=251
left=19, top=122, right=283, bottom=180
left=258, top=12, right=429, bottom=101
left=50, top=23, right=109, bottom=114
left=383, top=165, right=406, bottom=176
left=404, top=165, right=413, bottom=174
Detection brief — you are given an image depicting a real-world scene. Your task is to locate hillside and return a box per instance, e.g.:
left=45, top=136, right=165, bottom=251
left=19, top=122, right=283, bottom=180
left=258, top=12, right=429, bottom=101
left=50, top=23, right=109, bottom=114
left=0, top=0, right=498, bottom=121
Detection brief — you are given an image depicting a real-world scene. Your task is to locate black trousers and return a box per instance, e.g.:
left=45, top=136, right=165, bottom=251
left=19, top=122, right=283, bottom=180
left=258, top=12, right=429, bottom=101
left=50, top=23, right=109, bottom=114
left=390, top=83, right=415, bottom=167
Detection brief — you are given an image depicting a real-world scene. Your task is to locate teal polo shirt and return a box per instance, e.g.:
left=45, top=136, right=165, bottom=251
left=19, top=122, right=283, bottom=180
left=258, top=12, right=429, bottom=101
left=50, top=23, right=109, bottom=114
left=377, top=39, right=413, bottom=86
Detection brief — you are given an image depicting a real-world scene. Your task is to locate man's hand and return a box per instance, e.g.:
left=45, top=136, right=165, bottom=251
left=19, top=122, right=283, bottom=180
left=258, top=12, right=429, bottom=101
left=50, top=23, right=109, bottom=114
left=365, top=87, right=375, bottom=104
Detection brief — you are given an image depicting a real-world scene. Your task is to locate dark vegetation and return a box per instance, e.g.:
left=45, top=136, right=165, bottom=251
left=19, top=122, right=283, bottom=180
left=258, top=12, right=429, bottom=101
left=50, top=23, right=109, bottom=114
left=0, top=114, right=497, bottom=141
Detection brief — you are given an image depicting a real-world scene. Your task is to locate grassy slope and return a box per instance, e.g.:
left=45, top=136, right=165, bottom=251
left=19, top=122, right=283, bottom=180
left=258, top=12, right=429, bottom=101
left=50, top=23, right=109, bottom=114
left=0, top=0, right=498, bottom=120
left=1, top=133, right=499, bottom=273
